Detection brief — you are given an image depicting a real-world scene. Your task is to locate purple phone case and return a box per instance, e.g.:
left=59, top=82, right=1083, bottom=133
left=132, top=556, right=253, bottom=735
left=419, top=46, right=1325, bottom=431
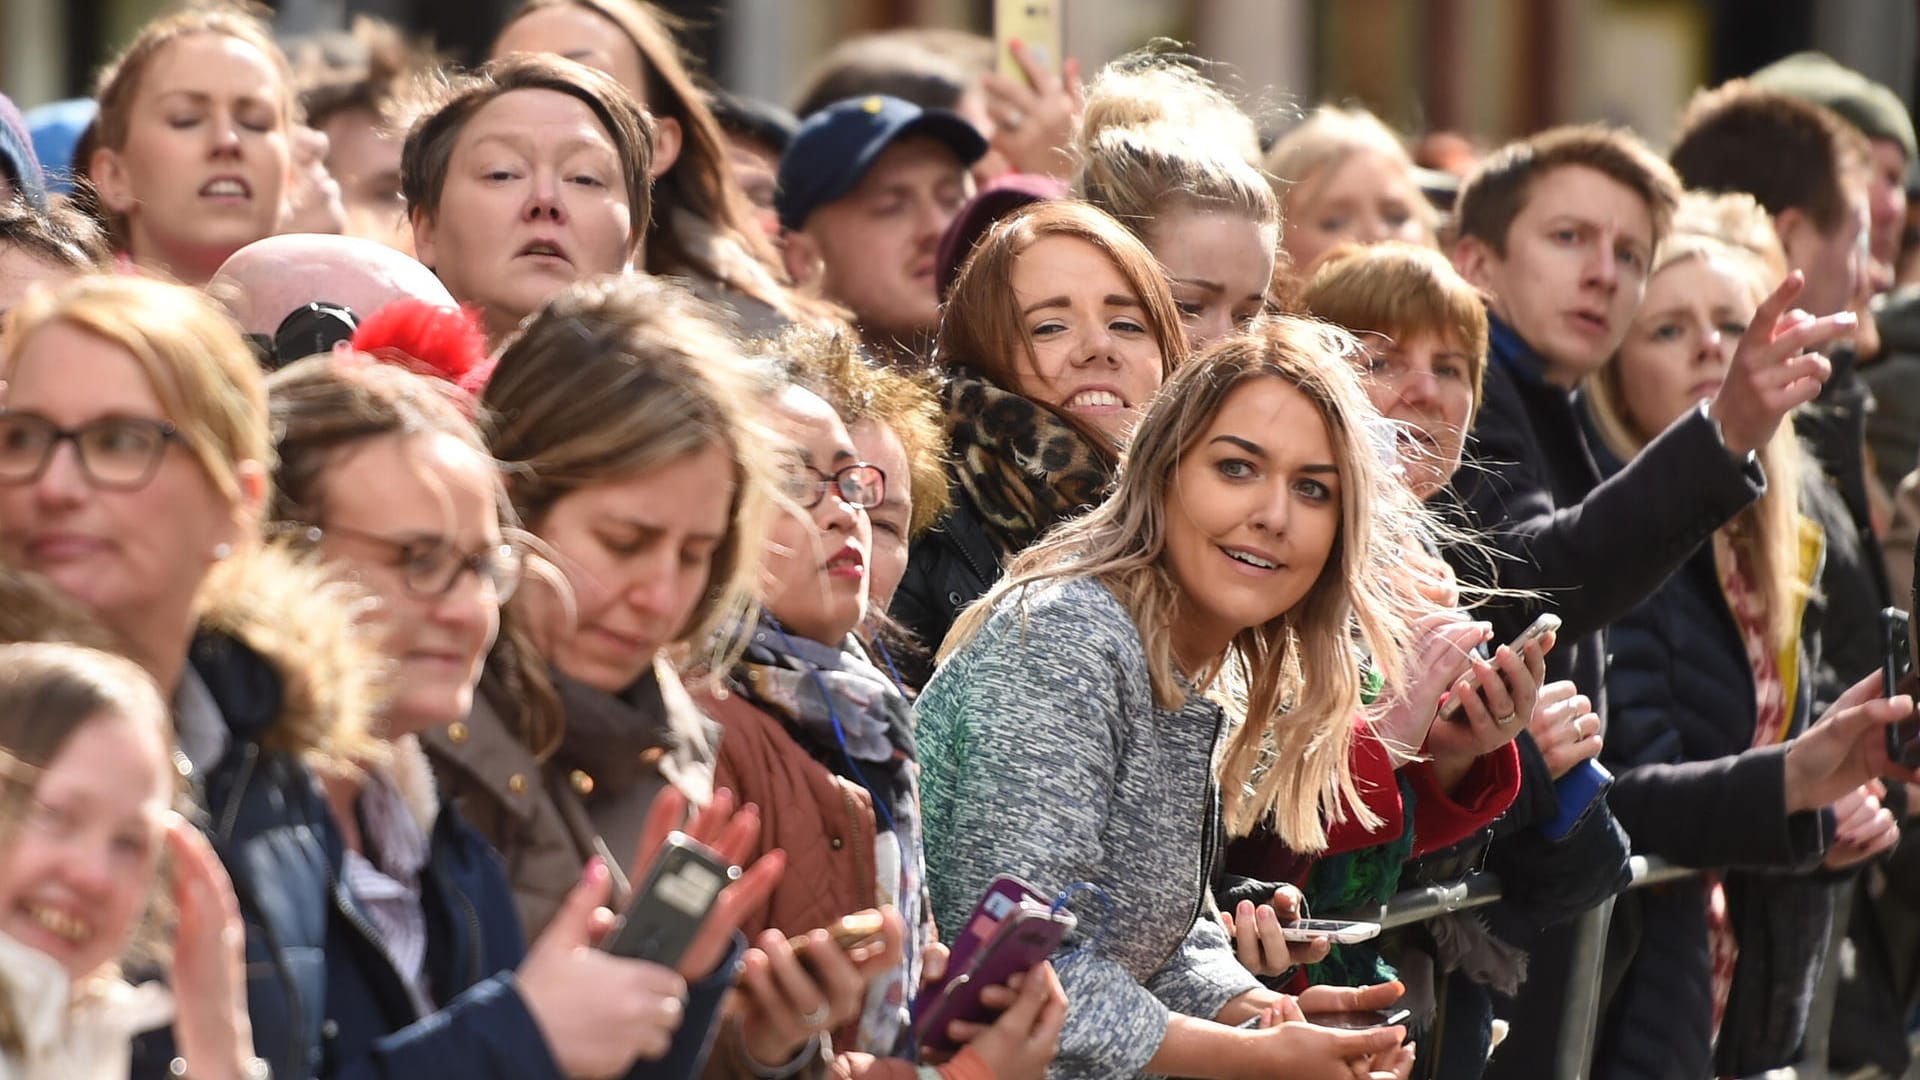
left=941, top=875, right=1046, bottom=979
left=915, top=907, right=1073, bottom=1053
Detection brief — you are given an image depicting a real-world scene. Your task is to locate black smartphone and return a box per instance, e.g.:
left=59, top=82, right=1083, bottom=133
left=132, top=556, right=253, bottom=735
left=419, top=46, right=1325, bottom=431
left=1882, top=608, right=1920, bottom=767
left=602, top=831, right=738, bottom=968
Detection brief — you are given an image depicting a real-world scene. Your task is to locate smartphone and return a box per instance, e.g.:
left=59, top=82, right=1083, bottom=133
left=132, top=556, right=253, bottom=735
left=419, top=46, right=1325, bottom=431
left=993, top=0, right=1063, bottom=85
left=602, top=832, right=738, bottom=968
left=914, top=904, right=1074, bottom=1053
left=1279, top=918, right=1382, bottom=945
left=1316, top=1008, right=1413, bottom=1031
left=790, top=911, right=889, bottom=961
left=942, top=874, right=1048, bottom=979
left=1440, top=612, right=1562, bottom=722
left=1882, top=608, right=1920, bottom=766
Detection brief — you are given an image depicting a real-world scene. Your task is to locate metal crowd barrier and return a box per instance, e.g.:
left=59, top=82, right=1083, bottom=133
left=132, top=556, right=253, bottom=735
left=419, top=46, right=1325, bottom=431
left=1331, top=856, right=1861, bottom=1080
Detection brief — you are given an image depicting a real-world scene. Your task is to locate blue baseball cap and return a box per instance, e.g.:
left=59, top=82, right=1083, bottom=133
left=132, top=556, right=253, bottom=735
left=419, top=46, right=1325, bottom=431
left=776, top=95, right=987, bottom=232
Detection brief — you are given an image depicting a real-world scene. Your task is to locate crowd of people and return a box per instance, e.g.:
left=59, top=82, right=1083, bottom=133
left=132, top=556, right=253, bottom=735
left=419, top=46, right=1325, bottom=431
left=2, top=3, right=1920, bottom=1078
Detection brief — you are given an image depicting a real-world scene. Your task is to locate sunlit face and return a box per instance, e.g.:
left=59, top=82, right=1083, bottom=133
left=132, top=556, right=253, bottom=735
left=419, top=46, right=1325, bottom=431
left=1614, top=255, right=1757, bottom=442
left=763, top=387, right=871, bottom=646
left=492, top=5, right=648, bottom=105
left=1357, top=329, right=1477, bottom=499
left=523, top=444, right=736, bottom=692
left=0, top=323, right=239, bottom=642
left=411, top=89, right=633, bottom=339
left=1455, top=165, right=1654, bottom=385
left=1283, top=149, right=1432, bottom=272
left=311, top=432, right=503, bottom=738
left=848, top=418, right=910, bottom=613
left=798, top=136, right=970, bottom=341
left=1151, top=207, right=1275, bottom=351
left=1009, top=235, right=1165, bottom=445
left=0, top=710, right=171, bottom=982
left=92, top=32, right=292, bottom=285
left=1164, top=377, right=1342, bottom=663
left=322, top=105, right=411, bottom=255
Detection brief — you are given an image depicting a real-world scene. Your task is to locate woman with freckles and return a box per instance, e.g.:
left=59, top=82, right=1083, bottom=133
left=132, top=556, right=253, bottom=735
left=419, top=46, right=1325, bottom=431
left=892, top=200, right=1182, bottom=656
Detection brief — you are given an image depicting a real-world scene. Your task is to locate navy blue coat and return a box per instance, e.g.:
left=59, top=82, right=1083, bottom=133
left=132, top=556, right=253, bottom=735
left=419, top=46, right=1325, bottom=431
left=132, top=630, right=343, bottom=1080
left=316, top=777, right=740, bottom=1080
left=1589, top=423, right=1838, bottom=1080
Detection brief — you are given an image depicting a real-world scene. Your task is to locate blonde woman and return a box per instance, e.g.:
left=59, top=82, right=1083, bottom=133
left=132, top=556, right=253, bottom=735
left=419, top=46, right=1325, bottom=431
left=0, top=276, right=378, bottom=1078
left=1581, top=196, right=1909, bottom=1078
left=85, top=7, right=296, bottom=285
left=1075, top=57, right=1278, bottom=349
left=1266, top=107, right=1437, bottom=277
left=917, top=318, right=1423, bottom=1079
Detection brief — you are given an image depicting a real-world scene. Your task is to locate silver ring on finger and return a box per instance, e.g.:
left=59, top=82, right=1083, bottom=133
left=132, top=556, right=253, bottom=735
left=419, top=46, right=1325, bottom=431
left=1496, top=710, right=1519, bottom=728
left=1002, top=108, right=1025, bottom=131
left=799, top=1003, right=830, bottom=1029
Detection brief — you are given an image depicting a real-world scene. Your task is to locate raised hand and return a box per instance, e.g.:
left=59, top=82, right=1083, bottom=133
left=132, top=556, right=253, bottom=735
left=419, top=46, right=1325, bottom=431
left=627, top=786, right=783, bottom=982
left=976, top=39, right=1084, bottom=179
left=167, top=816, right=257, bottom=1080
left=1707, top=271, right=1853, bottom=456
left=1785, top=671, right=1920, bottom=813
left=1372, top=612, right=1492, bottom=765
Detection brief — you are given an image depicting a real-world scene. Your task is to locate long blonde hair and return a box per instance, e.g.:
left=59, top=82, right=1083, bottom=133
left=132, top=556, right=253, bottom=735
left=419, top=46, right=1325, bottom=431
left=943, top=317, right=1426, bottom=849
left=1586, top=199, right=1806, bottom=654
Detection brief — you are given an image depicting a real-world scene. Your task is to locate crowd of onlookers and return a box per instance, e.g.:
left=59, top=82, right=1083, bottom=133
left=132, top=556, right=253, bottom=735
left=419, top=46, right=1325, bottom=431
left=1, top=4, right=1920, bottom=1078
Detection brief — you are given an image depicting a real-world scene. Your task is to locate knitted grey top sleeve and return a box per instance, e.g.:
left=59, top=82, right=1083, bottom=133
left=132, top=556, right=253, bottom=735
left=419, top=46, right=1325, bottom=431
left=916, top=577, right=1260, bottom=1079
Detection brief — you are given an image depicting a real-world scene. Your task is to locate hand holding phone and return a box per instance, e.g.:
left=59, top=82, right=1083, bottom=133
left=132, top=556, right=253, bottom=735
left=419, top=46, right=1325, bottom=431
left=738, top=908, right=906, bottom=1065
left=1882, top=608, right=1920, bottom=767
left=1439, top=613, right=1559, bottom=724
left=603, top=831, right=739, bottom=968
left=915, top=892, right=1075, bottom=1053
left=982, top=0, right=1083, bottom=179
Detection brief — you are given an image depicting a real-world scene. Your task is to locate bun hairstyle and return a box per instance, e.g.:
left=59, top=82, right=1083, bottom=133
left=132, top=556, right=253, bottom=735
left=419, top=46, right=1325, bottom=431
left=1073, top=54, right=1278, bottom=244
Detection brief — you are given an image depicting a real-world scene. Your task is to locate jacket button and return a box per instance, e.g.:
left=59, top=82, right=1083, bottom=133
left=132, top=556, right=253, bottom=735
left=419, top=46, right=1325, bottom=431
left=322, top=1019, right=339, bottom=1038
left=570, top=769, right=594, bottom=795
left=446, top=721, right=469, bottom=744
left=507, top=773, right=528, bottom=794
left=830, top=836, right=844, bottom=850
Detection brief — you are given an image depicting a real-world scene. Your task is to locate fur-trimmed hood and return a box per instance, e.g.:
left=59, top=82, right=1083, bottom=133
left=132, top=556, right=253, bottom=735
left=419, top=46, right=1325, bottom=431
left=192, top=541, right=386, bottom=766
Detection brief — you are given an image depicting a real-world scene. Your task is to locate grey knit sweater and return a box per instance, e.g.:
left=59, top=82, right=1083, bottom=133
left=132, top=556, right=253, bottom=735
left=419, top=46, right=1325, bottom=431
left=916, top=576, right=1262, bottom=1079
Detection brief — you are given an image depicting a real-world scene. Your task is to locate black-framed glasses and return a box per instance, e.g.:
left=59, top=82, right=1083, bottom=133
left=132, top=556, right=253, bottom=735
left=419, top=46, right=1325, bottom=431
left=281, top=520, right=523, bottom=601
left=781, top=461, right=886, bottom=511
left=0, top=411, right=187, bottom=491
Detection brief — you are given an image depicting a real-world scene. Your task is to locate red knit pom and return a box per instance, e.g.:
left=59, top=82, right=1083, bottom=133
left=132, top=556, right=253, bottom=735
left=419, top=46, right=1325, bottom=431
left=349, top=301, right=487, bottom=385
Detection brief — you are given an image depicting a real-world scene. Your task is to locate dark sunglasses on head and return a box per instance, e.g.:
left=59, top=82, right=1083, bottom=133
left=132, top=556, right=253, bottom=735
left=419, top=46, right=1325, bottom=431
left=245, top=301, right=359, bottom=370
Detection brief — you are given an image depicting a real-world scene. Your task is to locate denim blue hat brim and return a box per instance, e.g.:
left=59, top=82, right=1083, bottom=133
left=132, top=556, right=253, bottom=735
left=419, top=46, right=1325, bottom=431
left=776, top=100, right=987, bottom=232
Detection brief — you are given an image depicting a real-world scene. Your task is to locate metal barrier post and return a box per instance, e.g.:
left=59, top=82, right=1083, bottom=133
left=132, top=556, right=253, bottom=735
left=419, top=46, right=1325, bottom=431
left=1554, top=894, right=1616, bottom=1080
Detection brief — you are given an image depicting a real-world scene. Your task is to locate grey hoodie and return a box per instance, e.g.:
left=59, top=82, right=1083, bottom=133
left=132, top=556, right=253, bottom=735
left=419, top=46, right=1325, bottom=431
left=916, top=576, right=1261, bottom=1079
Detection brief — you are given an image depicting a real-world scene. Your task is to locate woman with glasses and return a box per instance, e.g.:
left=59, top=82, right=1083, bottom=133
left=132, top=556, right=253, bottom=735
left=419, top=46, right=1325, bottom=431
left=268, top=352, right=782, bottom=1079
left=0, top=274, right=379, bottom=1079
left=893, top=201, right=1182, bottom=658
left=694, top=360, right=1068, bottom=1079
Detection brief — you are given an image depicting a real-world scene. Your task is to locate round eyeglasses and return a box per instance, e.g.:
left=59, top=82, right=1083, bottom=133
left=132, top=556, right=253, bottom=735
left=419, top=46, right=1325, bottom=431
left=0, top=411, right=187, bottom=491
left=782, top=461, right=886, bottom=511
left=282, top=521, right=523, bottom=602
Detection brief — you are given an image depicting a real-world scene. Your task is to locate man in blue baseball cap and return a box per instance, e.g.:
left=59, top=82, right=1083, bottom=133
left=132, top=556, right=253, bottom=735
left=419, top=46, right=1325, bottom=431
left=778, top=94, right=986, bottom=354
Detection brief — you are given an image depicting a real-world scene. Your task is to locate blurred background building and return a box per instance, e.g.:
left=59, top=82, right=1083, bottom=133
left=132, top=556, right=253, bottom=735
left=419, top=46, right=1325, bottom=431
left=2, top=0, right=1913, bottom=152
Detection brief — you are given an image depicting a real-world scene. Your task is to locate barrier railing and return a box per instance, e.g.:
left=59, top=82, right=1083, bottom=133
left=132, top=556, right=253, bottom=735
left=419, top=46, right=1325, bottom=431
left=1331, top=856, right=1858, bottom=1080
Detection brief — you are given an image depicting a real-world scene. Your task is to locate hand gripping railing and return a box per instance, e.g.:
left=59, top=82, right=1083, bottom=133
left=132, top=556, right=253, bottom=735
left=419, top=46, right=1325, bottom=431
left=1331, top=856, right=1859, bottom=1080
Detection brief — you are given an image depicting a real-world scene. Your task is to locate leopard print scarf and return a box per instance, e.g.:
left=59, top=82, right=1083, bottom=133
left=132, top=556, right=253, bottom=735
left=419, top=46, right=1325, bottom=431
left=942, top=373, right=1117, bottom=558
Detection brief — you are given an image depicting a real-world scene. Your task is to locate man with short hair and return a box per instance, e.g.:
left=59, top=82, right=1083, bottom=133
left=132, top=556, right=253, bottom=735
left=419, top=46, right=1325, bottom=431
left=777, top=95, right=984, bottom=357
left=1440, top=124, right=1855, bottom=1080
